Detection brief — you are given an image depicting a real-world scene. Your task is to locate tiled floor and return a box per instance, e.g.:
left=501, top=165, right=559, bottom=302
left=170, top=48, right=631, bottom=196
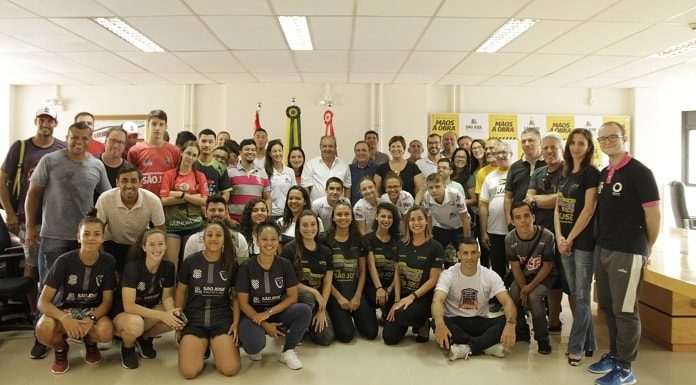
left=1, top=306, right=692, bottom=385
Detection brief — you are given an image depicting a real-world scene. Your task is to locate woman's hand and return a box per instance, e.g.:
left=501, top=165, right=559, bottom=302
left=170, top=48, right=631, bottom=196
left=375, top=287, right=387, bottom=306
left=251, top=310, right=271, bottom=325
left=228, top=322, right=239, bottom=346
left=349, top=295, right=361, bottom=311
left=313, top=291, right=326, bottom=312
left=60, top=315, right=83, bottom=340
left=392, top=293, right=415, bottom=315
left=161, top=308, right=185, bottom=330
left=262, top=322, right=285, bottom=338
left=312, top=310, right=328, bottom=333
left=337, top=295, right=351, bottom=311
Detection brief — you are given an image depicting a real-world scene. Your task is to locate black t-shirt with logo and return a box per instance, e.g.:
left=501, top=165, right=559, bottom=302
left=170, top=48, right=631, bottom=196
left=396, top=238, right=444, bottom=298
left=322, top=236, right=367, bottom=299
left=236, top=256, right=298, bottom=313
left=558, top=167, right=600, bottom=252
left=121, top=260, right=175, bottom=309
left=178, top=252, right=235, bottom=327
left=528, top=165, right=564, bottom=231
left=366, top=232, right=399, bottom=288
left=279, top=240, right=333, bottom=290
left=505, top=226, right=557, bottom=286
left=44, top=250, right=116, bottom=309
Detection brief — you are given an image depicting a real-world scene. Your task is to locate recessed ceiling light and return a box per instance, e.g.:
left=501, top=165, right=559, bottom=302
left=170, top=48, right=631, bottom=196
left=93, top=17, right=164, bottom=53
left=651, top=37, right=696, bottom=58
left=475, top=18, right=538, bottom=53
left=278, top=16, right=313, bottom=51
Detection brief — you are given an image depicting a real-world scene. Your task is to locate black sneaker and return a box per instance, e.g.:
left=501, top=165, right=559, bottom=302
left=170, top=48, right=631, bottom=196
left=135, top=337, right=156, bottom=359
left=30, top=338, right=48, bottom=359
left=121, top=345, right=139, bottom=369
left=538, top=339, right=552, bottom=355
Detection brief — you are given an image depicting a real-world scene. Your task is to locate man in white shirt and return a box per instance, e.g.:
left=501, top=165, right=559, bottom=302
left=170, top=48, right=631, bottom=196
left=184, top=195, right=248, bottom=263
left=302, top=136, right=351, bottom=202
left=311, top=177, right=350, bottom=232
left=416, top=133, right=442, bottom=179
left=432, top=237, right=517, bottom=361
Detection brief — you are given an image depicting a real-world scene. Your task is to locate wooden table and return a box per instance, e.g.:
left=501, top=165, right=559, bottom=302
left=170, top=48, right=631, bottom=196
left=639, top=228, right=696, bottom=351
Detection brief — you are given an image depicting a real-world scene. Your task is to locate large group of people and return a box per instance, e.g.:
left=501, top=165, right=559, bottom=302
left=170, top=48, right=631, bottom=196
left=0, top=106, right=660, bottom=385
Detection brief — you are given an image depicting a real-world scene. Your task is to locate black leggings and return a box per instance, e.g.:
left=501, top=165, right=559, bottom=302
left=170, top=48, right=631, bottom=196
left=382, top=297, right=432, bottom=345
left=327, top=296, right=378, bottom=343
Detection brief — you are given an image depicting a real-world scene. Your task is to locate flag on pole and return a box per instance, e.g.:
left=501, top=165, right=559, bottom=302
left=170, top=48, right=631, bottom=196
left=323, top=109, right=334, bottom=137
left=253, top=103, right=262, bottom=132
left=285, top=102, right=301, bottom=156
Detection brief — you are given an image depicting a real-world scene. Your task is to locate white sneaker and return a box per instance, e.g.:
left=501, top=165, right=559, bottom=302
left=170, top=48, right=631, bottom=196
left=280, top=349, right=303, bottom=370
left=248, top=353, right=262, bottom=361
left=97, top=341, right=113, bottom=351
left=483, top=343, right=506, bottom=358
left=449, top=344, right=472, bottom=361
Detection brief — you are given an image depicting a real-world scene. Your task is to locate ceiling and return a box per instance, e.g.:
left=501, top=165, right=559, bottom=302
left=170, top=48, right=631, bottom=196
left=2, top=0, right=696, bottom=88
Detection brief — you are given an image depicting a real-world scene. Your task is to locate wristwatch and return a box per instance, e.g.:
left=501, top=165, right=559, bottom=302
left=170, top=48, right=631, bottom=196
left=88, top=314, right=97, bottom=324
left=267, top=308, right=273, bottom=315
left=506, top=318, right=516, bottom=325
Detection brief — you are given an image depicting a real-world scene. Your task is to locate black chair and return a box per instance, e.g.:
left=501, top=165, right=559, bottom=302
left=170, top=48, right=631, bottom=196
left=0, top=212, right=35, bottom=331
left=668, top=181, right=696, bottom=230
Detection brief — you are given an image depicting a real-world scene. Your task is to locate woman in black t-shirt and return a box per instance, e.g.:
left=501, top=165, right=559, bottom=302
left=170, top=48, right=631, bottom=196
left=554, top=128, right=600, bottom=365
left=175, top=220, right=240, bottom=379
left=113, top=228, right=183, bottom=369
left=280, top=210, right=334, bottom=345
left=323, top=202, right=378, bottom=342
left=374, top=136, right=424, bottom=203
left=384, top=206, right=444, bottom=345
left=36, top=210, right=116, bottom=374
left=365, top=203, right=401, bottom=317
left=237, top=221, right=312, bottom=370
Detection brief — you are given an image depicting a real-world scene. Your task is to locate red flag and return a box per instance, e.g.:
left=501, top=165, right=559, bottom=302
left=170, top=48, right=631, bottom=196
left=323, top=109, right=334, bottom=136
left=253, top=110, right=261, bottom=132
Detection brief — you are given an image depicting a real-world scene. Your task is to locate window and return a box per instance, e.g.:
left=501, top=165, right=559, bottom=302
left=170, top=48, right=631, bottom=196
left=683, top=111, right=696, bottom=186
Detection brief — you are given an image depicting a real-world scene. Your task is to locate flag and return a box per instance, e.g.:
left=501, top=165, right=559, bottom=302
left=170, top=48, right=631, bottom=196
left=253, top=110, right=261, bottom=132
left=285, top=104, right=301, bottom=157
left=323, top=109, right=334, bottom=137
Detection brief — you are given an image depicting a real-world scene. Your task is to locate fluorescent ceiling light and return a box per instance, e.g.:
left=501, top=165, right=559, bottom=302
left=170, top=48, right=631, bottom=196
left=475, top=18, right=538, bottom=53
left=651, top=37, right=696, bottom=58
left=93, top=17, right=164, bottom=53
left=279, top=16, right=313, bottom=51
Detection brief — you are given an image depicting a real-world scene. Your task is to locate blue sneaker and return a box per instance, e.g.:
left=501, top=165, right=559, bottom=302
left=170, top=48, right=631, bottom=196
left=588, top=353, right=616, bottom=374
left=594, top=366, right=637, bottom=385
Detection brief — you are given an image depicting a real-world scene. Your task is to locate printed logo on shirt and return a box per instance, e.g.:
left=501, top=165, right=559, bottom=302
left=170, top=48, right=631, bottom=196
left=159, top=278, right=166, bottom=288
left=251, top=279, right=260, bottom=290
left=179, top=182, right=191, bottom=192
left=274, top=277, right=284, bottom=289
left=96, top=275, right=103, bottom=287
left=194, top=286, right=202, bottom=294
left=143, top=158, right=153, bottom=167
left=598, top=181, right=604, bottom=194
left=66, top=293, right=75, bottom=302
left=68, top=274, right=78, bottom=286
left=525, top=256, right=542, bottom=272
left=219, top=270, right=228, bottom=281
left=612, top=182, right=623, bottom=196
left=193, top=269, right=202, bottom=279
left=458, top=288, right=479, bottom=310
left=137, top=281, right=146, bottom=291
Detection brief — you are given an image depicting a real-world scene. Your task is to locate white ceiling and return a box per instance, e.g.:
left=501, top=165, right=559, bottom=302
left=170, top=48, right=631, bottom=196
left=1, top=0, right=696, bottom=88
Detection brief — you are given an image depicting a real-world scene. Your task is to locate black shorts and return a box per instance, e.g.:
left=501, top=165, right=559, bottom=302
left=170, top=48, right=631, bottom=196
left=181, top=320, right=232, bottom=340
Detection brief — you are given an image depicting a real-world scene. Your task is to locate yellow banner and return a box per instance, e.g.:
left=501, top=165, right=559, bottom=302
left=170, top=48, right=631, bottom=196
left=546, top=115, right=574, bottom=140
left=488, top=114, right=518, bottom=140
left=430, top=113, right=459, bottom=137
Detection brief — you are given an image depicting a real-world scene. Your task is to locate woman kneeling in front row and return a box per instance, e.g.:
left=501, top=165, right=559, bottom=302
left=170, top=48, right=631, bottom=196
left=237, top=220, right=312, bottom=369
left=36, top=210, right=115, bottom=374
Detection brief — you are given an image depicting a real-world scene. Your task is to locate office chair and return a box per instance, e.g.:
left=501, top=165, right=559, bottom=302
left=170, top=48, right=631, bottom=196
left=668, top=180, right=696, bottom=229
left=0, top=211, right=35, bottom=331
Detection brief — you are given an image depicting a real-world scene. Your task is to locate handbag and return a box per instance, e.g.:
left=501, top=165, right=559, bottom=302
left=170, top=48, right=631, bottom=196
left=1, top=139, right=26, bottom=212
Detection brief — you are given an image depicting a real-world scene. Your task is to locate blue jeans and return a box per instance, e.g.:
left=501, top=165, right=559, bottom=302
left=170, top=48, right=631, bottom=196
left=38, top=237, right=78, bottom=286
left=239, top=303, right=312, bottom=354
left=562, top=249, right=597, bottom=355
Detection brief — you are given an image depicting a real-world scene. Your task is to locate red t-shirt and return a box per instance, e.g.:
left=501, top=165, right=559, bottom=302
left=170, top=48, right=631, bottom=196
left=127, top=142, right=180, bottom=195
left=87, top=139, right=105, bottom=156
left=160, top=169, right=209, bottom=197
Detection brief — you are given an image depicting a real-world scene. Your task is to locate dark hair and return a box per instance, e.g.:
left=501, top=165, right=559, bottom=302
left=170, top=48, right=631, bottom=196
left=510, top=201, right=532, bottom=218
left=74, top=111, right=95, bottom=122
left=402, top=206, right=430, bottom=244
left=437, top=157, right=453, bottom=169
left=175, top=140, right=200, bottom=173
left=264, top=139, right=284, bottom=178
left=205, top=219, right=238, bottom=277
left=458, top=236, right=479, bottom=249
left=325, top=176, right=344, bottom=190
left=292, top=210, right=321, bottom=279
left=79, top=208, right=105, bottom=232
left=354, top=140, right=369, bottom=150
left=68, top=121, right=93, bottom=134
left=199, top=128, right=216, bottom=138
left=364, top=130, right=379, bottom=139
left=327, top=201, right=363, bottom=249
left=425, top=172, right=445, bottom=185
left=280, top=186, right=311, bottom=233
left=600, top=121, right=626, bottom=136
left=105, top=126, right=127, bottom=139
left=254, top=128, right=268, bottom=135
left=147, top=109, right=167, bottom=124
left=383, top=171, right=403, bottom=186
left=116, top=163, right=140, bottom=178
left=240, top=198, right=267, bottom=245
left=388, top=135, right=406, bottom=149
left=175, top=131, right=197, bottom=149
left=224, top=139, right=240, bottom=155
left=127, top=228, right=167, bottom=263
left=374, top=202, right=400, bottom=238
left=254, top=219, right=281, bottom=257
left=470, top=139, right=487, bottom=168
left=287, top=146, right=305, bottom=175
left=563, top=128, right=595, bottom=177
left=458, top=135, right=472, bottom=142
left=239, top=138, right=256, bottom=149
left=205, top=194, right=227, bottom=210
left=451, top=147, right=473, bottom=185
left=218, top=131, right=230, bottom=139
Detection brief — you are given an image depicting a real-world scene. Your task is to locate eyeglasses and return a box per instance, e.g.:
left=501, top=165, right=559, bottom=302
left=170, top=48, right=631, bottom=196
left=597, top=134, right=622, bottom=143
left=107, top=138, right=126, bottom=145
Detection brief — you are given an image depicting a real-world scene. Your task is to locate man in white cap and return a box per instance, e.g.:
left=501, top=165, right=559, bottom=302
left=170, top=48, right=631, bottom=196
left=122, top=121, right=140, bottom=154
left=0, top=106, right=66, bottom=359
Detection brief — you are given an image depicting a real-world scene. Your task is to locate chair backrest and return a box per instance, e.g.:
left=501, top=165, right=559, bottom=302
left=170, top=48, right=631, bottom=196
left=669, top=180, right=690, bottom=228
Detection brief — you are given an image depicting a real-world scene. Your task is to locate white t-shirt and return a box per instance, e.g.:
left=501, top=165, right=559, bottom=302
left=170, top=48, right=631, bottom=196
left=422, top=189, right=468, bottom=230
left=379, top=191, right=414, bottom=215
left=435, top=264, right=506, bottom=318
left=311, top=196, right=350, bottom=232
left=277, top=216, right=325, bottom=241
left=353, top=198, right=378, bottom=232
left=301, top=156, right=352, bottom=202
left=95, top=187, right=166, bottom=245
left=269, top=165, right=296, bottom=217
left=415, top=157, right=438, bottom=179
left=183, top=228, right=249, bottom=264
left=479, top=169, right=508, bottom=235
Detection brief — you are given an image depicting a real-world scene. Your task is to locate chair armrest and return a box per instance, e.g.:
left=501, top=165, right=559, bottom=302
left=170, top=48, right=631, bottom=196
left=0, top=252, right=25, bottom=262
left=4, top=245, right=24, bottom=253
